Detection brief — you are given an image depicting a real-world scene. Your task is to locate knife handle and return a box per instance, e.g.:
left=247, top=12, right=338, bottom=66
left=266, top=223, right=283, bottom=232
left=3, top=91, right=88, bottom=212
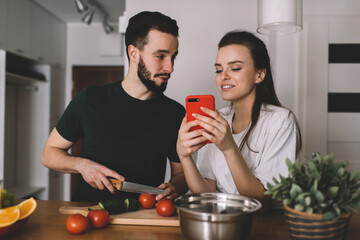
left=109, top=178, right=123, bottom=191
left=59, top=206, right=91, bottom=216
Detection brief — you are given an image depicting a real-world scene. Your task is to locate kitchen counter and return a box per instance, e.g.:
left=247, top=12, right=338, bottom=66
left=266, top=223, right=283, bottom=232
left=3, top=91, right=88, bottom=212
left=3, top=200, right=360, bottom=239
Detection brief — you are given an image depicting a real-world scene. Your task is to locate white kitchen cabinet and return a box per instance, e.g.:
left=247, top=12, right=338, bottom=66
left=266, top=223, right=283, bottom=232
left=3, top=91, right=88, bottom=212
left=0, top=0, right=7, bottom=49
left=1, top=52, right=51, bottom=199
left=6, top=0, right=32, bottom=58
left=48, top=67, right=66, bottom=200
left=31, top=3, right=51, bottom=63
left=6, top=0, right=66, bottom=67
left=0, top=1, right=66, bottom=200
left=48, top=18, right=67, bottom=200
left=50, top=17, right=66, bottom=69
left=50, top=68, right=65, bottom=130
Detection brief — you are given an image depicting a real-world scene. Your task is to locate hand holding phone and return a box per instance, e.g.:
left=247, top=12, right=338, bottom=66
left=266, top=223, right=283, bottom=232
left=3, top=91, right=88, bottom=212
left=186, top=95, right=215, bottom=143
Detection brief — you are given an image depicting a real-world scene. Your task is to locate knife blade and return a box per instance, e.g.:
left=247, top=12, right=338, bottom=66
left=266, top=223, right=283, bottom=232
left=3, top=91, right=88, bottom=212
left=108, top=178, right=166, bottom=195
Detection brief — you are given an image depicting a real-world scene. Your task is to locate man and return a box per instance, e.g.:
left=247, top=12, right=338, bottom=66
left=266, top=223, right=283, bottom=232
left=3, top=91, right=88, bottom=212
left=42, top=11, right=187, bottom=202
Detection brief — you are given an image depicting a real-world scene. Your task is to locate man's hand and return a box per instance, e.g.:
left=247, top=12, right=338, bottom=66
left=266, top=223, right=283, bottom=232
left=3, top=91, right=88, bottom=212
left=42, top=128, right=125, bottom=194
left=155, top=182, right=177, bottom=201
left=77, top=159, right=125, bottom=194
left=155, top=161, right=188, bottom=201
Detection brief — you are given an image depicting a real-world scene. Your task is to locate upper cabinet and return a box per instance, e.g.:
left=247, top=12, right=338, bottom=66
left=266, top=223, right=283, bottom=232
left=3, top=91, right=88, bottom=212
left=5, top=0, right=66, bottom=68
left=51, top=17, right=66, bottom=69
left=6, top=0, right=32, bottom=58
left=0, top=0, right=7, bottom=49
left=31, top=4, right=51, bottom=63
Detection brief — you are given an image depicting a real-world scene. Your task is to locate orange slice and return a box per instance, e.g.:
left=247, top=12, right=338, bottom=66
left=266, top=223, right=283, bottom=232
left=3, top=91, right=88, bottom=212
left=18, top=197, right=37, bottom=220
left=0, top=206, right=20, bottom=227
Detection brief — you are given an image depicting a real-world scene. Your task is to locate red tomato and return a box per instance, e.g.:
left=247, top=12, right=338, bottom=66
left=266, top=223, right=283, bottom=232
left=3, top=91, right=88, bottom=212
left=87, top=209, right=110, bottom=229
left=138, top=193, right=156, bottom=209
left=66, top=214, right=89, bottom=234
left=156, top=199, right=175, bottom=217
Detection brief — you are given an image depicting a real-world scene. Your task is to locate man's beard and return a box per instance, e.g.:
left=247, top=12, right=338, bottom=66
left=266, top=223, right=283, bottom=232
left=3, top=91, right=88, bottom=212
left=137, top=57, right=169, bottom=94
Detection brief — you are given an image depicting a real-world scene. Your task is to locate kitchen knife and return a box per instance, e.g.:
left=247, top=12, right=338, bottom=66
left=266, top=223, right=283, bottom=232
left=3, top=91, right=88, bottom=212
left=108, top=178, right=166, bottom=195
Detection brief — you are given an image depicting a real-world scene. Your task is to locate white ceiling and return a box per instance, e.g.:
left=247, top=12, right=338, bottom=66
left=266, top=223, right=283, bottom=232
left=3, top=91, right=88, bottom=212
left=33, top=0, right=125, bottom=24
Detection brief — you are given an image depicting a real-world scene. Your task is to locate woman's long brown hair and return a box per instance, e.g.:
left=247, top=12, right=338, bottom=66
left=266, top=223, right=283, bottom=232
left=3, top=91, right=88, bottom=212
left=218, top=31, right=302, bottom=155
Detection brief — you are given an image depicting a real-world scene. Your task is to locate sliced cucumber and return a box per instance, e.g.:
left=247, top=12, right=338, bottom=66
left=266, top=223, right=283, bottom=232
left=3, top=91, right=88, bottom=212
left=98, top=198, right=140, bottom=214
left=125, top=198, right=140, bottom=212
left=88, top=206, right=102, bottom=211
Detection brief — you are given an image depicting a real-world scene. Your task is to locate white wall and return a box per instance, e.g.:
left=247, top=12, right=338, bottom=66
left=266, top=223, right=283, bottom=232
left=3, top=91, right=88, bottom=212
left=303, top=0, right=360, bottom=14
left=124, top=0, right=307, bottom=114
left=65, top=23, right=124, bottom=104
left=125, top=0, right=360, bottom=163
left=125, top=0, right=262, bottom=110
left=66, top=0, right=360, bottom=129
left=124, top=0, right=302, bottom=183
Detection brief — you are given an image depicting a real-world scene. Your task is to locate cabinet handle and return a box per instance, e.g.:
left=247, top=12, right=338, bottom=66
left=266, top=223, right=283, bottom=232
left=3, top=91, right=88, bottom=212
left=16, top=49, right=24, bottom=54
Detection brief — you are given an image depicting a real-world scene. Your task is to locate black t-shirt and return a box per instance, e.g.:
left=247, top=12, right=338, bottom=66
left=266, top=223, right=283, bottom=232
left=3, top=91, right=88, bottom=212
left=56, top=81, right=185, bottom=201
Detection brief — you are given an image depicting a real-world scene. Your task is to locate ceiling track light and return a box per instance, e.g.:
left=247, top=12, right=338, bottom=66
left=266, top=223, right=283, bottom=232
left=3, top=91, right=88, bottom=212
left=103, top=22, right=114, bottom=34
left=82, top=9, right=94, bottom=25
left=74, top=0, right=88, bottom=13
left=75, top=0, right=115, bottom=34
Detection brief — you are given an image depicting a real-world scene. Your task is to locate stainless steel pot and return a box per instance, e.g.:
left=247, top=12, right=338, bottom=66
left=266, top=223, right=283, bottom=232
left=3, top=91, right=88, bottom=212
left=173, top=192, right=262, bottom=240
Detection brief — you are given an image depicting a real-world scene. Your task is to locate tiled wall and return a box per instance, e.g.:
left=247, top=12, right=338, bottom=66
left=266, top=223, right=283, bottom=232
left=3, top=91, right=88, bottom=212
left=327, top=22, right=360, bottom=174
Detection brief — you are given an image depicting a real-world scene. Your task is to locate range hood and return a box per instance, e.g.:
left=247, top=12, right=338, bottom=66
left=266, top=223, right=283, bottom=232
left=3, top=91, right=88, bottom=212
left=5, top=51, right=50, bottom=85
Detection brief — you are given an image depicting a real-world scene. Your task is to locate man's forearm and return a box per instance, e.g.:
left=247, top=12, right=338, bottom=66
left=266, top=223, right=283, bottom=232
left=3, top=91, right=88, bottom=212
left=41, top=146, right=84, bottom=174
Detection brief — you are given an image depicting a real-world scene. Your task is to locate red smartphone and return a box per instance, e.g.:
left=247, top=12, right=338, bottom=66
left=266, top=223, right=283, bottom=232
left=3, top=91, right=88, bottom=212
left=186, top=95, right=215, bottom=143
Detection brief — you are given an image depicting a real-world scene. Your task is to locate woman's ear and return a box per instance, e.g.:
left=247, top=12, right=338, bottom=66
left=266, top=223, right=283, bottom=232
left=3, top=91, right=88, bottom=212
left=128, top=45, right=139, bottom=63
left=256, top=68, right=266, bottom=84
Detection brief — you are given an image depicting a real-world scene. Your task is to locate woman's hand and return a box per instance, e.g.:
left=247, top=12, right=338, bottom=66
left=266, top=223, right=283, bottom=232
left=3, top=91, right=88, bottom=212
left=176, top=116, right=208, bottom=160
left=194, top=107, right=237, bottom=153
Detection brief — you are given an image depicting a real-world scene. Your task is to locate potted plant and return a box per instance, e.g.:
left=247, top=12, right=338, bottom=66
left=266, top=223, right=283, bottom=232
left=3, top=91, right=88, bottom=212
left=265, top=152, right=360, bottom=239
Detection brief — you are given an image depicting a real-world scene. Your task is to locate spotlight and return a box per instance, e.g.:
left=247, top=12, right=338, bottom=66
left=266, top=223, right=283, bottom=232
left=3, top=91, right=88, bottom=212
left=75, top=0, right=115, bottom=34
left=82, top=10, right=94, bottom=25
left=75, top=0, right=88, bottom=13
left=103, top=22, right=114, bottom=34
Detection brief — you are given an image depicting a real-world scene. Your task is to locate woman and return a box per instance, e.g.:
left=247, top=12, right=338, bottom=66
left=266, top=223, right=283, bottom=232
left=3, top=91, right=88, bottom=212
left=177, top=31, right=301, bottom=211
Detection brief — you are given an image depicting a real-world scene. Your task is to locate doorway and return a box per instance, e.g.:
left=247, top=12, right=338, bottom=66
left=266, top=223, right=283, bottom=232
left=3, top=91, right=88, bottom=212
left=71, top=66, right=124, bottom=199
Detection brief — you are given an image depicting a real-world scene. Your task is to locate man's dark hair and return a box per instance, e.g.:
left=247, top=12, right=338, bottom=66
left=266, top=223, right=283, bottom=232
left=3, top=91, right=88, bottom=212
left=125, top=11, right=179, bottom=61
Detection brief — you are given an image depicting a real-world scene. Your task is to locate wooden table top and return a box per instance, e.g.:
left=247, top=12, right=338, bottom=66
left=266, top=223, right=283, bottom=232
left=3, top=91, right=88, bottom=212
left=3, top=200, right=360, bottom=240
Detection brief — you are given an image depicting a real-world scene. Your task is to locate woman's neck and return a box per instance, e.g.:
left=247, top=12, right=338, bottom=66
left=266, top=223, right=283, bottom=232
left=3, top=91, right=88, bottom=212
left=231, top=98, right=254, bottom=134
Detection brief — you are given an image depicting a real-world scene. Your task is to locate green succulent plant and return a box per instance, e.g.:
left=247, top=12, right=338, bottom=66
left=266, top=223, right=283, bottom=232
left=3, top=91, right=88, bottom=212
left=265, top=152, right=360, bottom=220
